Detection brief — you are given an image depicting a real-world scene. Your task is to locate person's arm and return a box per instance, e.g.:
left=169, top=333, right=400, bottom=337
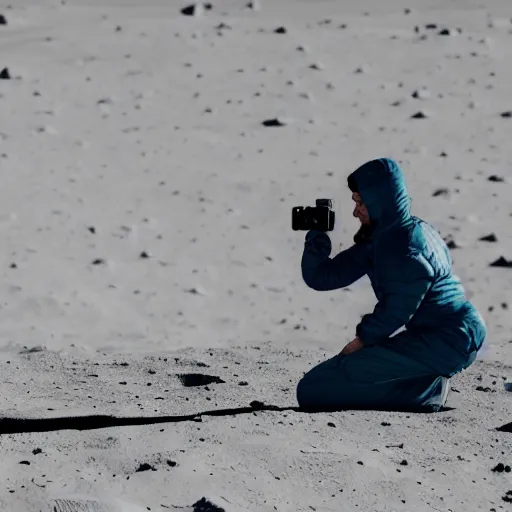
left=356, top=252, right=434, bottom=346
left=301, top=230, right=371, bottom=291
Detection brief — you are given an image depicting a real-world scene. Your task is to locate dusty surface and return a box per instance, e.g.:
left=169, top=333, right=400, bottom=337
left=1, top=0, right=512, bottom=510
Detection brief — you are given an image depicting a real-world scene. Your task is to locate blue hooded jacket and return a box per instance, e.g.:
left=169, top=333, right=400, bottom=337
left=301, top=158, right=481, bottom=348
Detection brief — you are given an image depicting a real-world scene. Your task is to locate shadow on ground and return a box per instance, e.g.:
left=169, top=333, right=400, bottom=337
left=0, top=402, right=463, bottom=434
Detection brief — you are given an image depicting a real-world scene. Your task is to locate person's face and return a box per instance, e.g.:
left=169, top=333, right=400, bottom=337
left=352, top=192, right=371, bottom=225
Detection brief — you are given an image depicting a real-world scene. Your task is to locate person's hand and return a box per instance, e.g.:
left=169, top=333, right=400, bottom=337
left=340, top=336, right=364, bottom=355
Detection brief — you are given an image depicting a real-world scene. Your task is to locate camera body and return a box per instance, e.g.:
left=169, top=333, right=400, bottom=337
left=292, top=198, right=335, bottom=231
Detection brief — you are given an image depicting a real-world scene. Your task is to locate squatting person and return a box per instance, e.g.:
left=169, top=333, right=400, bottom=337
left=297, top=157, right=487, bottom=413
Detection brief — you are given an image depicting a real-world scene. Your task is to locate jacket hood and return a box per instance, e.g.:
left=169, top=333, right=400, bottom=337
left=347, top=158, right=411, bottom=234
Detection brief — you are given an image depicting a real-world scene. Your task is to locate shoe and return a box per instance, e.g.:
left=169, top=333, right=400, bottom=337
left=439, top=377, right=450, bottom=408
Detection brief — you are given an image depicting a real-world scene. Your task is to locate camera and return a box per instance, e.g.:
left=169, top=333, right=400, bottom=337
left=292, top=199, right=335, bottom=231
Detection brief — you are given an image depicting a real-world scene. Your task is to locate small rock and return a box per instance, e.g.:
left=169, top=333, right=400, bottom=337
left=327, top=422, right=336, bottom=428
left=19, top=345, right=45, bottom=354
left=178, top=373, right=225, bottom=387
left=215, top=22, right=231, bottom=30
left=503, top=491, right=512, bottom=503
left=184, top=286, right=208, bottom=295
left=135, top=463, right=156, bottom=472
left=438, top=27, right=461, bottom=36
left=191, top=497, right=225, bottom=512
left=445, top=238, right=461, bottom=249
left=91, top=258, right=106, bottom=265
left=501, top=111, right=512, bottom=118
left=274, top=26, right=287, bottom=34
left=479, top=233, right=498, bottom=242
left=246, top=0, right=260, bottom=11
left=0, top=67, right=11, bottom=79
left=181, top=3, right=206, bottom=16
left=425, top=23, right=438, bottom=30
left=432, top=188, right=449, bottom=197
left=309, top=62, right=324, bottom=70
left=0, top=14, right=7, bottom=25
left=410, top=110, right=429, bottom=119
left=400, top=460, right=408, bottom=466
left=490, top=257, right=512, bottom=268
left=140, top=251, right=150, bottom=259
left=488, top=175, right=504, bottom=182
left=411, top=88, right=430, bottom=99
left=262, top=117, right=288, bottom=127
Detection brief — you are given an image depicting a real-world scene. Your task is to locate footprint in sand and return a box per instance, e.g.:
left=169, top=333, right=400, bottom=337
left=49, top=494, right=147, bottom=512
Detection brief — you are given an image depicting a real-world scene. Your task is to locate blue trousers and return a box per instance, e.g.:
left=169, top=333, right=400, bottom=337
left=296, top=312, right=486, bottom=413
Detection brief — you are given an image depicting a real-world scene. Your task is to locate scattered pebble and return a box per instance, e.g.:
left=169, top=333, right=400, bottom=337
left=410, top=110, right=429, bottom=119
left=262, top=117, right=289, bottom=127
left=492, top=463, right=511, bottom=473
left=177, top=373, right=225, bottom=387
left=438, top=27, right=462, bottom=36
left=490, top=257, right=512, bottom=268
left=479, top=233, right=498, bottom=242
left=246, top=0, right=260, bottom=11
left=135, top=463, right=156, bottom=472
left=181, top=3, right=211, bottom=16
left=445, top=237, right=461, bottom=249
left=411, top=88, right=430, bottom=99
left=192, top=497, right=226, bottom=511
